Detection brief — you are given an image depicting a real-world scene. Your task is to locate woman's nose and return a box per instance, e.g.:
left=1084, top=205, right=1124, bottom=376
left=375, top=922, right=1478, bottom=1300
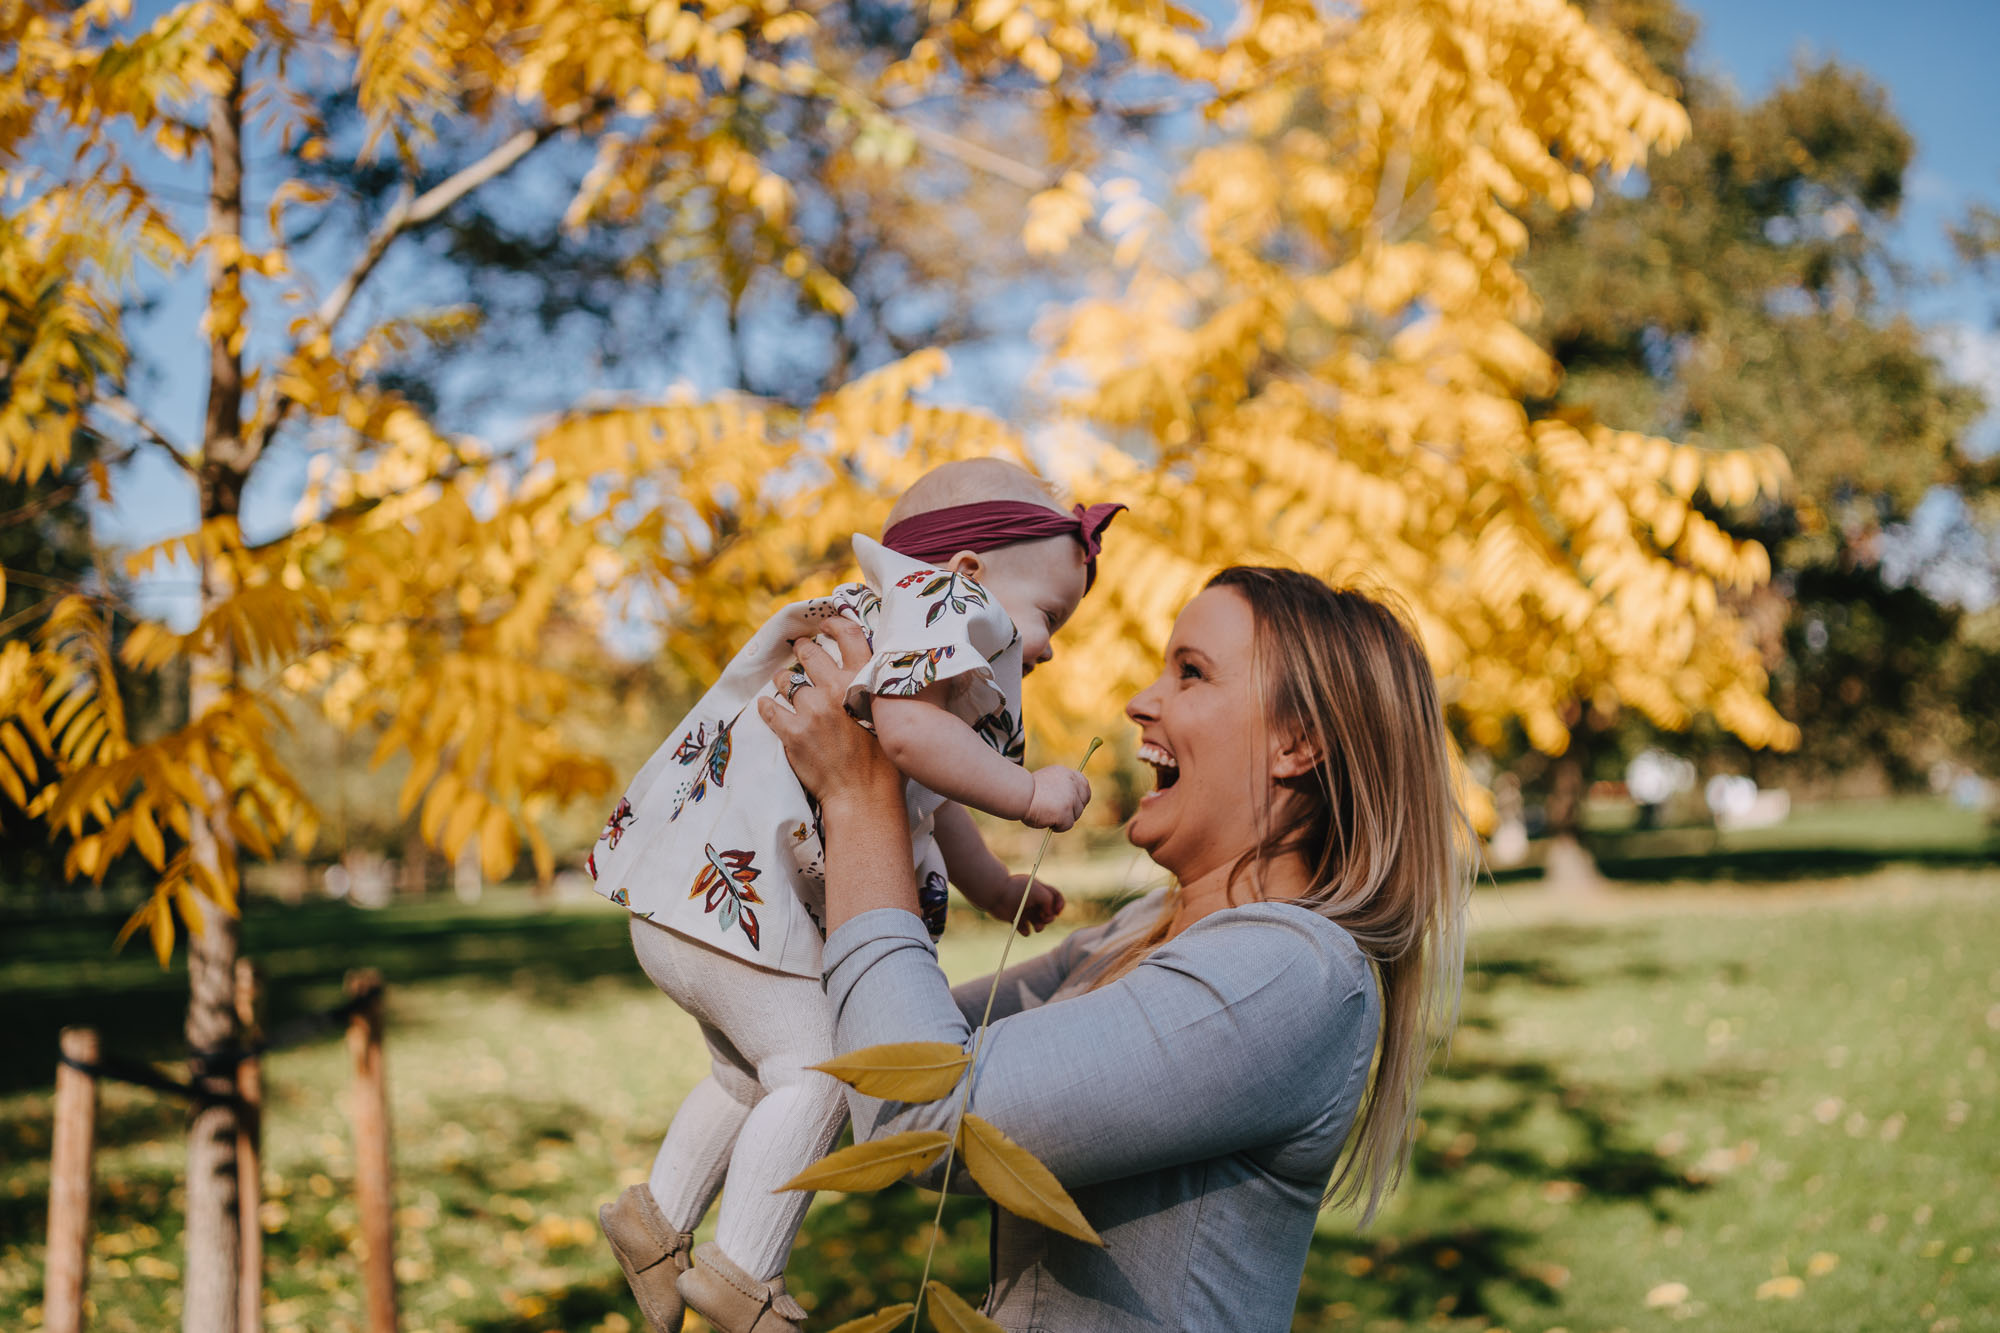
left=1126, top=679, right=1161, bottom=723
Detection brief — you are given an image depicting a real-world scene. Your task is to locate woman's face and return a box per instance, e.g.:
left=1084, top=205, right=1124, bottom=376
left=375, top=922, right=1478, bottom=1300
left=1125, top=585, right=1289, bottom=885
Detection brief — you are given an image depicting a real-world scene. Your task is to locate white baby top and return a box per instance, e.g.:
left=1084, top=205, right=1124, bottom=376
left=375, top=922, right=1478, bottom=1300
left=586, top=534, right=1026, bottom=978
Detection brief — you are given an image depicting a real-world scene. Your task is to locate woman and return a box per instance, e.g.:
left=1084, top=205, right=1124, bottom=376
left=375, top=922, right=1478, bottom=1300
left=763, top=567, right=1474, bottom=1331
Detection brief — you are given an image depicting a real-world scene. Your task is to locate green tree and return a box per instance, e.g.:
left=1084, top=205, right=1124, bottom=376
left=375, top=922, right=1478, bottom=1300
left=1519, top=0, right=1988, bottom=839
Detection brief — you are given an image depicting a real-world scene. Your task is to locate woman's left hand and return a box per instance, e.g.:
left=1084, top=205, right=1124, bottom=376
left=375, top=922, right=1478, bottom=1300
left=757, top=618, right=901, bottom=812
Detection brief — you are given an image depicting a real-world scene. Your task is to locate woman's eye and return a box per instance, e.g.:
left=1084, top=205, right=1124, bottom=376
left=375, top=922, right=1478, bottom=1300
left=1178, top=661, right=1203, bottom=680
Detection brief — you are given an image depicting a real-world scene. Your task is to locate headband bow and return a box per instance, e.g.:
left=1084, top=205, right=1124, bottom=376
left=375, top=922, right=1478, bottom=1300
left=882, top=500, right=1129, bottom=592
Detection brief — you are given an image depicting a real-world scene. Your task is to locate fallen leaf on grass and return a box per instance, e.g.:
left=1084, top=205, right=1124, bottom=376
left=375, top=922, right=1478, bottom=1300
left=1645, top=1282, right=1689, bottom=1307
left=1756, top=1276, right=1803, bottom=1300
left=1807, top=1252, right=1839, bottom=1277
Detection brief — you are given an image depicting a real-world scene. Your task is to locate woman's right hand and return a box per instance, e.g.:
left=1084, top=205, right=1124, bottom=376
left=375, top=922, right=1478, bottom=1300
left=760, top=617, right=920, bottom=932
left=757, top=618, right=902, bottom=814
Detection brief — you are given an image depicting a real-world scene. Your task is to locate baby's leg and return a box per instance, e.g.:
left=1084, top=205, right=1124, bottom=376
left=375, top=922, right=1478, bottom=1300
left=629, top=919, right=765, bottom=1234
left=647, top=1024, right=761, bottom=1234
left=695, top=961, right=847, bottom=1281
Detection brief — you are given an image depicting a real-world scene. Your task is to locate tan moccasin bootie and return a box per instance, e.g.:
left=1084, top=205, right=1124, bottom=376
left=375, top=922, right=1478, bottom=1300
left=675, top=1242, right=808, bottom=1333
left=598, top=1184, right=696, bottom=1333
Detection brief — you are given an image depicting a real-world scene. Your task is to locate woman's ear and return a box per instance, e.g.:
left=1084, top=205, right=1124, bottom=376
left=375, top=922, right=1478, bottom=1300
left=1270, top=730, right=1324, bottom=781
left=947, top=550, right=984, bottom=580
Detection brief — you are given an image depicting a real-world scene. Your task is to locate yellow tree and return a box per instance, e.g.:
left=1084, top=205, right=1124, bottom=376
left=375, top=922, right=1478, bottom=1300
left=1023, top=0, right=1798, bottom=881
left=0, top=0, right=1197, bottom=1324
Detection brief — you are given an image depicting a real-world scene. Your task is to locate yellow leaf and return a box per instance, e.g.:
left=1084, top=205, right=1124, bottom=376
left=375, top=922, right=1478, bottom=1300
left=813, top=1042, right=969, bottom=1102
left=1756, top=1275, right=1803, bottom=1301
left=1645, top=1281, right=1689, bottom=1307
left=957, top=1114, right=1101, bottom=1245
left=827, top=1305, right=917, bottom=1333
left=130, top=803, right=165, bottom=870
left=479, top=805, right=516, bottom=880
left=150, top=892, right=175, bottom=967
left=923, top=1281, right=1003, bottom=1333
left=443, top=787, right=483, bottom=861
left=112, top=897, right=155, bottom=956
left=778, top=1130, right=951, bottom=1194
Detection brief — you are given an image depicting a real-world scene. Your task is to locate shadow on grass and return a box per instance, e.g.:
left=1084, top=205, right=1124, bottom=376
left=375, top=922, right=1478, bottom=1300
left=1587, top=825, right=2000, bottom=883
left=0, top=896, right=644, bottom=1094
left=3, top=899, right=1710, bottom=1328
left=1481, top=835, right=1999, bottom=887
left=1284, top=934, right=1708, bottom=1325
left=1295, top=1225, right=1556, bottom=1326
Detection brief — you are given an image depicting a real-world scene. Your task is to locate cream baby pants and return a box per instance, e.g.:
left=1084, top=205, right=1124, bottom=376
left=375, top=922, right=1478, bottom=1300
left=627, top=915, right=848, bottom=1281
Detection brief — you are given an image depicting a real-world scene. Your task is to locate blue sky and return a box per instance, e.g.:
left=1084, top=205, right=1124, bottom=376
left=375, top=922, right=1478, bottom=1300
left=1685, top=0, right=1999, bottom=297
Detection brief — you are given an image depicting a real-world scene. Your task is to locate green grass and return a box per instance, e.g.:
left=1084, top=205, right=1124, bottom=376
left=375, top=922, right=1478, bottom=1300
left=1575, top=795, right=1998, bottom=883
left=2, top=870, right=1996, bottom=1332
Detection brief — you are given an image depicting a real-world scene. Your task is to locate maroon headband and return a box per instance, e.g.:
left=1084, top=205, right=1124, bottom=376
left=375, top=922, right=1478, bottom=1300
left=882, top=500, right=1128, bottom=592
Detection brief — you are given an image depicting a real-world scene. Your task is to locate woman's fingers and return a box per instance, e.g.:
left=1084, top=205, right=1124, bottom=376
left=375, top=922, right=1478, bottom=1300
left=794, top=632, right=863, bottom=694
left=817, top=614, right=871, bottom=667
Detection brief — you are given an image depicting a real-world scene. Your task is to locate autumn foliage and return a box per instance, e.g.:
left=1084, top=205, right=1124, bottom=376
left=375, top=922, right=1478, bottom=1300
left=0, top=4, right=1796, bottom=969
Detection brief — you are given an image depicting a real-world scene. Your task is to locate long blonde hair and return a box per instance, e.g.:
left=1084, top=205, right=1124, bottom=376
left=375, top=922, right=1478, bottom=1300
left=1099, top=567, right=1475, bottom=1223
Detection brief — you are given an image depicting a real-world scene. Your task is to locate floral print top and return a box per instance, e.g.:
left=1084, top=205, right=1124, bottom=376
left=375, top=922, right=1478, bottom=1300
left=585, top=535, right=1026, bottom=977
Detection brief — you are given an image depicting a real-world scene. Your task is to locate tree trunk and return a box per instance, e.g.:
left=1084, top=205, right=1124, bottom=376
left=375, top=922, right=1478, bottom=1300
left=1542, top=727, right=1606, bottom=896
left=184, top=53, right=247, bottom=1333
left=182, top=889, right=242, bottom=1332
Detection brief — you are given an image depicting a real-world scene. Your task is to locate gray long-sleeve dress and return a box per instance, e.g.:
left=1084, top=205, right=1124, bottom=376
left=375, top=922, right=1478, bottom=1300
left=821, top=891, right=1381, bottom=1332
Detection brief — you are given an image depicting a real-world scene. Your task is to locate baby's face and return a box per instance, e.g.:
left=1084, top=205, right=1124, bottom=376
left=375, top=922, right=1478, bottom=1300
left=954, top=536, right=1089, bottom=674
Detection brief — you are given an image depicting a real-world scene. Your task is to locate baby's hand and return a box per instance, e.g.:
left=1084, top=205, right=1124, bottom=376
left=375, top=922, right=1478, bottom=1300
left=1022, top=766, right=1091, bottom=831
left=968, top=873, right=1065, bottom=935
left=1010, top=874, right=1065, bottom=935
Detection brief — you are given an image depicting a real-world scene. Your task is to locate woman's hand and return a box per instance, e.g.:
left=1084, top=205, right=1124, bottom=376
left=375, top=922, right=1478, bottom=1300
left=758, top=617, right=919, bottom=932
left=757, top=618, right=901, bottom=812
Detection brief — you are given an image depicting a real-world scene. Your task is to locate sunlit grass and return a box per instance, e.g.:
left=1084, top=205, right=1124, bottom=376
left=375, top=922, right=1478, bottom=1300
left=2, top=869, right=1995, bottom=1331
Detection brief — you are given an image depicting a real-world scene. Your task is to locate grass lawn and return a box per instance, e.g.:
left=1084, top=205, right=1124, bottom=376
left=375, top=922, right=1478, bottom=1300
left=2, top=868, right=1996, bottom=1332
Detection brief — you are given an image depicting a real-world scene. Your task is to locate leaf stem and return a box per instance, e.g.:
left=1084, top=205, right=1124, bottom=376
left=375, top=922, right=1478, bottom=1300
left=908, top=736, right=1102, bottom=1331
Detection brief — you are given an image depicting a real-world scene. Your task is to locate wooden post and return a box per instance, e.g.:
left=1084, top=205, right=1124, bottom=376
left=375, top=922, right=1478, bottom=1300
left=45, top=1027, right=99, bottom=1333
left=345, top=970, right=397, bottom=1333
left=234, top=961, right=264, bottom=1333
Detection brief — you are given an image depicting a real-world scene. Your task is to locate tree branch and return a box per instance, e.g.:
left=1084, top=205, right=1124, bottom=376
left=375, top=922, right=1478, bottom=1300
left=901, top=121, right=1051, bottom=191
left=247, top=455, right=495, bottom=554
left=248, top=99, right=608, bottom=460
left=94, top=396, right=198, bottom=474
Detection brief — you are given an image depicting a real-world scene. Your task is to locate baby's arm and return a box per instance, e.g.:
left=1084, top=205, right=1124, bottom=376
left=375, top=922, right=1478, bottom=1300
left=871, top=690, right=1090, bottom=831
left=934, top=801, right=1064, bottom=933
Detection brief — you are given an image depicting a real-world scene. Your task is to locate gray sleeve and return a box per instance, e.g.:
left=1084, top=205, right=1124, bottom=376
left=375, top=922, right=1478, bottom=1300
left=822, top=905, right=1371, bottom=1192
left=944, top=913, right=1122, bottom=1025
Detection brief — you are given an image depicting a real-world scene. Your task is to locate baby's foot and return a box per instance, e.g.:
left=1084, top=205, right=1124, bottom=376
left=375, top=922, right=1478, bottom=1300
left=676, top=1242, right=807, bottom=1333
left=598, top=1184, right=694, bottom=1333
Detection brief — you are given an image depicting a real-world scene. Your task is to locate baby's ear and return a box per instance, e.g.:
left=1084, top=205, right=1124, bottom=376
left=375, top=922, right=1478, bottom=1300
left=947, top=550, right=985, bottom=579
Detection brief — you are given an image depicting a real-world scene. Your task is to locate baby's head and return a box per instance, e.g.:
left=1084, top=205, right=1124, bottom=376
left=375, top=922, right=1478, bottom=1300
left=884, top=459, right=1115, bottom=673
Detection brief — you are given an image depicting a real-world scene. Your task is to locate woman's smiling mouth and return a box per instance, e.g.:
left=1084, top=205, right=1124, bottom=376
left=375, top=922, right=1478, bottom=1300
left=1138, top=741, right=1179, bottom=799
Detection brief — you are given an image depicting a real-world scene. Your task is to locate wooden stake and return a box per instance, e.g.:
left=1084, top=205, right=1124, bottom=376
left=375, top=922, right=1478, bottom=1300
left=234, top=961, right=264, bottom=1333
left=345, top=970, right=397, bottom=1333
left=45, top=1027, right=99, bottom=1333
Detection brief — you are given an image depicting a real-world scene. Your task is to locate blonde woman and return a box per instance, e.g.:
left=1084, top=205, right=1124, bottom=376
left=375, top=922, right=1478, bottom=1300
left=759, top=567, right=1474, bottom=1332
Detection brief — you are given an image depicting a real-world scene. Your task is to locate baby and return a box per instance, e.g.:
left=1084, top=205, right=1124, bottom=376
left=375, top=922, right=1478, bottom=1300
left=590, top=458, right=1124, bottom=1333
